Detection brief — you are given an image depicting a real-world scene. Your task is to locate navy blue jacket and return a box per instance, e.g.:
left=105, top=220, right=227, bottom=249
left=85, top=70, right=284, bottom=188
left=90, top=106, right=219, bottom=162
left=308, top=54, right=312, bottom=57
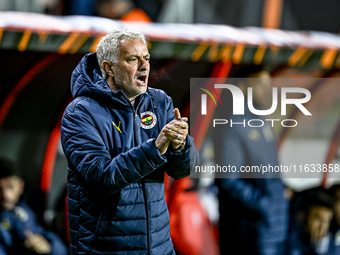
left=214, top=108, right=289, bottom=255
left=0, top=202, right=68, bottom=255
left=61, top=53, right=199, bottom=255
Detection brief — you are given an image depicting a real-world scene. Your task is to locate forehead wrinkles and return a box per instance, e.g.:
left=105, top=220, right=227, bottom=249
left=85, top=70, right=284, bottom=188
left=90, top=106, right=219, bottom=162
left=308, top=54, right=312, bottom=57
left=119, top=39, right=148, bottom=56
left=0, top=177, right=19, bottom=187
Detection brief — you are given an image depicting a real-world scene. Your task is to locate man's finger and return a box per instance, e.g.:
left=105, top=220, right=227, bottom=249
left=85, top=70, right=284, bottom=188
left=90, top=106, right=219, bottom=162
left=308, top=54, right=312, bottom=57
left=163, top=128, right=187, bottom=142
left=174, top=108, right=181, bottom=120
left=167, top=121, right=188, bottom=131
left=24, top=229, right=33, bottom=238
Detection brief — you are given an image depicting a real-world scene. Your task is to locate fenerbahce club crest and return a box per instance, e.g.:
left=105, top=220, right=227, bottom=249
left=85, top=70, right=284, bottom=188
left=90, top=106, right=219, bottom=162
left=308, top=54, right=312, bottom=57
left=140, top=111, right=157, bottom=129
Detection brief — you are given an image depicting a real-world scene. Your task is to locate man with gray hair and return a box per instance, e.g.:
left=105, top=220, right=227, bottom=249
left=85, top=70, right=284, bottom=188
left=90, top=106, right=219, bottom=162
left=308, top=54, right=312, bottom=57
left=61, top=29, right=200, bottom=255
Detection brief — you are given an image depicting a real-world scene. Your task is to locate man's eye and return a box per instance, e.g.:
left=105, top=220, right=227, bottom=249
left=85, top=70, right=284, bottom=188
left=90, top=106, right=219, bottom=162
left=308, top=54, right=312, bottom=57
left=129, top=58, right=137, bottom=62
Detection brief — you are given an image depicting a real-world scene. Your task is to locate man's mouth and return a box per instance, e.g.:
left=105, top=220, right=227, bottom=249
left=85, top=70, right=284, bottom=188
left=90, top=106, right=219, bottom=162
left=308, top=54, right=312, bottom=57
left=136, top=74, right=147, bottom=85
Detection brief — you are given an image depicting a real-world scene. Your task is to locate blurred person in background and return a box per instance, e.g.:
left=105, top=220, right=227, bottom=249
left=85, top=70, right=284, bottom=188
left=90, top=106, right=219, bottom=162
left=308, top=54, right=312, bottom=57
left=0, top=0, right=59, bottom=13
left=213, top=65, right=289, bottom=255
left=327, top=184, right=340, bottom=240
left=60, top=0, right=96, bottom=15
left=95, top=0, right=151, bottom=22
left=60, top=0, right=158, bottom=20
left=0, top=157, right=69, bottom=255
left=289, top=190, right=340, bottom=255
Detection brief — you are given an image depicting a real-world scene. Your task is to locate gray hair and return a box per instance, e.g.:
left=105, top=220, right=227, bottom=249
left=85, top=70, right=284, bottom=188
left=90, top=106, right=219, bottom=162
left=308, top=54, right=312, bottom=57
left=96, top=29, right=148, bottom=80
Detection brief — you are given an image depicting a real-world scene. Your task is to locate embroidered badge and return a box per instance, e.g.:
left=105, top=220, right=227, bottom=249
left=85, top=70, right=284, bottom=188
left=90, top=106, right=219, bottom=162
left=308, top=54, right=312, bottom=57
left=14, top=206, right=29, bottom=222
left=140, top=111, right=157, bottom=129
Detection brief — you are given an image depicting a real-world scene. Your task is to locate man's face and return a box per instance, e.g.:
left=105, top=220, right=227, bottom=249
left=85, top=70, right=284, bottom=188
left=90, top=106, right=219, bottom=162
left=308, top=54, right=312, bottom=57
left=112, top=38, right=150, bottom=101
left=0, top=176, right=24, bottom=211
left=307, top=206, right=333, bottom=240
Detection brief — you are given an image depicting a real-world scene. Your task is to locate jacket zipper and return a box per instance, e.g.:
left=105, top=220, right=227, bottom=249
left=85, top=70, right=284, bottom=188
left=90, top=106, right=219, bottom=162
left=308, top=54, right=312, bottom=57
left=133, top=97, right=151, bottom=255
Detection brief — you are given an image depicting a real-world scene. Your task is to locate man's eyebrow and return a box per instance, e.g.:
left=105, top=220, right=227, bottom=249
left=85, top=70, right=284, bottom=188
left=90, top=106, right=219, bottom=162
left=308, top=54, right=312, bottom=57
left=127, top=54, right=150, bottom=58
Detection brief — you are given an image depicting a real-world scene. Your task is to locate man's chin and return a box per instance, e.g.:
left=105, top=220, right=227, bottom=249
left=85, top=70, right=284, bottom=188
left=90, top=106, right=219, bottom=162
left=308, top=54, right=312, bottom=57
left=128, top=87, right=148, bottom=101
left=137, top=86, right=148, bottom=94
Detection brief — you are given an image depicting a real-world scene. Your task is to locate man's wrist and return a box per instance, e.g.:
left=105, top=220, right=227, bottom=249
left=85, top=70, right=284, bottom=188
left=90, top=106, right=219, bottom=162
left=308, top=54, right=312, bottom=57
left=171, top=140, right=186, bottom=153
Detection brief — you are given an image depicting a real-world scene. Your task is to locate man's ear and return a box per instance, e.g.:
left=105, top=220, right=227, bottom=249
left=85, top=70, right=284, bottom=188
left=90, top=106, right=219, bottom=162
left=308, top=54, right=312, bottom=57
left=102, top=61, right=114, bottom=77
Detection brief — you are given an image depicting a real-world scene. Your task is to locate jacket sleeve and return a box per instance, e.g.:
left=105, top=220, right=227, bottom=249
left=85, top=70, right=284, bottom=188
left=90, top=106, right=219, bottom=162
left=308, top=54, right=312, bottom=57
left=17, top=204, right=69, bottom=255
left=0, top=233, right=7, bottom=255
left=165, top=135, right=201, bottom=180
left=162, top=96, right=201, bottom=180
left=44, top=232, right=69, bottom=255
left=61, top=104, right=168, bottom=195
left=0, top=245, right=6, bottom=255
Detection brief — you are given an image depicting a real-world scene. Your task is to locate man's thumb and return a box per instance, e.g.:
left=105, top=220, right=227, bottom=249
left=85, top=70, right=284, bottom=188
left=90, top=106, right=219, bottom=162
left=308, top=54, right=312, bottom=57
left=174, top=108, right=181, bottom=119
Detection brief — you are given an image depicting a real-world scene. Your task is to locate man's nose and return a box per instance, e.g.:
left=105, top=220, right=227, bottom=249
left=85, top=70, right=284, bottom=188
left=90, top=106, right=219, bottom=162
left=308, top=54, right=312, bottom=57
left=139, top=59, right=149, bottom=70
left=320, top=221, right=328, bottom=232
